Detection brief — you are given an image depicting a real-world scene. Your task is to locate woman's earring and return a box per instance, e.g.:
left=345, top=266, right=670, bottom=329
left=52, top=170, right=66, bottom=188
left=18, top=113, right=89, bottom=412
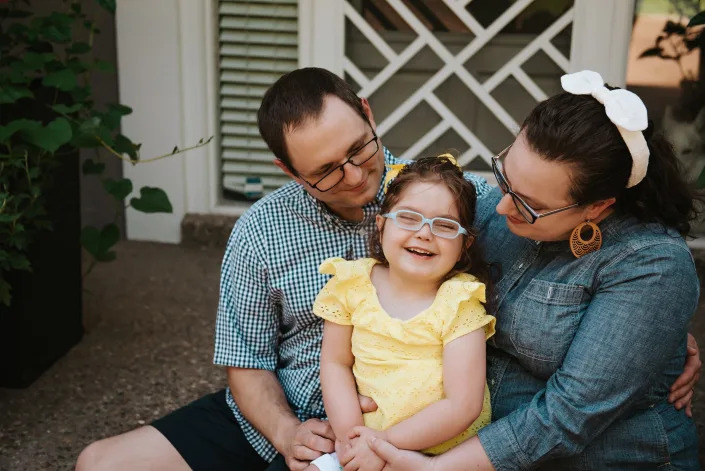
left=569, top=220, right=602, bottom=258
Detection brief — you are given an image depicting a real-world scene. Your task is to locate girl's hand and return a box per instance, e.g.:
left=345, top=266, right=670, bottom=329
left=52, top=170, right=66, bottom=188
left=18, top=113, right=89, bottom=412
left=340, top=427, right=387, bottom=471
left=367, top=437, right=437, bottom=471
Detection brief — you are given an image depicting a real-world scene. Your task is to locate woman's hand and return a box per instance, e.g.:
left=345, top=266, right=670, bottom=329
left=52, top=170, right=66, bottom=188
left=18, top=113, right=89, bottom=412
left=669, top=333, right=702, bottom=417
left=366, top=436, right=437, bottom=471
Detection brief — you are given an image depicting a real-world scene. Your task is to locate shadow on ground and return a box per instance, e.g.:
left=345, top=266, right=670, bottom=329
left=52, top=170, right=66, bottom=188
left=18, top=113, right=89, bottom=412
left=1, top=241, right=704, bottom=470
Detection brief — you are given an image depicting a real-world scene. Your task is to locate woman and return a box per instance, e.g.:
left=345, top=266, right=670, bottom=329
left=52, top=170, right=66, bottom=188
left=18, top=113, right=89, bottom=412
left=359, top=71, right=702, bottom=470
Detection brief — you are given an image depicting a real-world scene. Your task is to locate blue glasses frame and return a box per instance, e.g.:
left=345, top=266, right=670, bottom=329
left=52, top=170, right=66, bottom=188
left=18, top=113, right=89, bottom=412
left=381, top=210, right=468, bottom=239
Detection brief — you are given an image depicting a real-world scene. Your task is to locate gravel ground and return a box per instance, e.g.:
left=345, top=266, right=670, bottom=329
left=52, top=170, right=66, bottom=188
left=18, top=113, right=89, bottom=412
left=0, top=240, right=703, bottom=470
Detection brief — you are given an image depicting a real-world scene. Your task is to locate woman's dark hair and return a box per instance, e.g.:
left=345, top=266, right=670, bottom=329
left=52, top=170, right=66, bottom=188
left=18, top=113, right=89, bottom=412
left=369, top=156, right=494, bottom=308
left=522, top=89, right=702, bottom=236
left=257, top=67, right=368, bottom=172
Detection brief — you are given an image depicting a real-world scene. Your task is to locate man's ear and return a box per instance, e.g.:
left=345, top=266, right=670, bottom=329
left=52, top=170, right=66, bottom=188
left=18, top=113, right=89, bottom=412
left=273, top=159, right=299, bottom=181
left=361, top=97, right=377, bottom=130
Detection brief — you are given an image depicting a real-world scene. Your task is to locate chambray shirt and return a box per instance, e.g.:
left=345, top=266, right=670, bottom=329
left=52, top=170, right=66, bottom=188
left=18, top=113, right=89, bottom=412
left=475, top=187, right=700, bottom=470
left=213, top=148, right=491, bottom=461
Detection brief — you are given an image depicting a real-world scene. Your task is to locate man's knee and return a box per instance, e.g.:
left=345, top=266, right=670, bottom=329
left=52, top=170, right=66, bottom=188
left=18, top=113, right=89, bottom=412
left=75, top=439, right=107, bottom=471
left=75, top=426, right=189, bottom=471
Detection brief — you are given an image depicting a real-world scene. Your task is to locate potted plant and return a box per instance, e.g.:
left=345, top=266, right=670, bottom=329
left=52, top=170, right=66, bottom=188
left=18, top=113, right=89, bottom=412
left=0, top=0, right=209, bottom=387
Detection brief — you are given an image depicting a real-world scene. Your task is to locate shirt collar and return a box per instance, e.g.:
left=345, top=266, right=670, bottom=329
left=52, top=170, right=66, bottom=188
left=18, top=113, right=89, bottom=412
left=300, top=146, right=399, bottom=228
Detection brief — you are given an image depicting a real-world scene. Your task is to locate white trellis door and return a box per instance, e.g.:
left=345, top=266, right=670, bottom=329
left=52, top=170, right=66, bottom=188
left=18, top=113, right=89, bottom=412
left=301, top=0, right=634, bottom=177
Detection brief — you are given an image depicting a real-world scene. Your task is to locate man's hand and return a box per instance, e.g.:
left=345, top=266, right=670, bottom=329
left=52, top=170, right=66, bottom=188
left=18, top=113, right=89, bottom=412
left=358, top=394, right=378, bottom=414
left=278, top=419, right=336, bottom=471
left=669, top=333, right=702, bottom=417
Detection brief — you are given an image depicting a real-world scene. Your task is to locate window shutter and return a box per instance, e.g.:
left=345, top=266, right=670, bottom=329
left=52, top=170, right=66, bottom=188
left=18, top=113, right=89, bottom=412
left=218, top=0, right=298, bottom=200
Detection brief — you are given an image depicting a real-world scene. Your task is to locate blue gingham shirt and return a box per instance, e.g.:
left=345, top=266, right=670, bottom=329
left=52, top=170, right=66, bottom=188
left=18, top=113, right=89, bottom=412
left=214, top=148, right=491, bottom=461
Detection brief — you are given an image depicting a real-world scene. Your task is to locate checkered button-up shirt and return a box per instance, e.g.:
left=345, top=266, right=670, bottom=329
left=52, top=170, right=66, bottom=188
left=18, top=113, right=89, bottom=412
left=214, top=148, right=491, bottom=461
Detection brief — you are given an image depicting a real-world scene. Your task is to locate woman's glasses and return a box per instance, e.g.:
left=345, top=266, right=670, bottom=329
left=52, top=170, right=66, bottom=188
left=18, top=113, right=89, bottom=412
left=491, top=146, right=579, bottom=224
left=381, top=210, right=468, bottom=239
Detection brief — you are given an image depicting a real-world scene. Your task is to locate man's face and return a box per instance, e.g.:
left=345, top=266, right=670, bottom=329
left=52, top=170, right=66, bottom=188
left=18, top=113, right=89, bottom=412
left=281, top=95, right=385, bottom=221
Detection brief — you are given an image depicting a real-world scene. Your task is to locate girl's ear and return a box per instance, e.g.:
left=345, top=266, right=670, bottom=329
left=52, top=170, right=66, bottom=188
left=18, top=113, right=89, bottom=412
left=459, top=235, right=474, bottom=262
left=375, top=214, right=385, bottom=233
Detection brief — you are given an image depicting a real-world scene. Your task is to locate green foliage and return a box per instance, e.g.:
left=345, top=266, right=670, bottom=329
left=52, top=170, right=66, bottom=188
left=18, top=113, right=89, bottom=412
left=0, top=0, right=209, bottom=307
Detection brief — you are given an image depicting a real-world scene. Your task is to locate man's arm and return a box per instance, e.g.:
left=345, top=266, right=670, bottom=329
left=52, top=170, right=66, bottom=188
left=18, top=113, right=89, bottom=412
left=228, top=367, right=335, bottom=471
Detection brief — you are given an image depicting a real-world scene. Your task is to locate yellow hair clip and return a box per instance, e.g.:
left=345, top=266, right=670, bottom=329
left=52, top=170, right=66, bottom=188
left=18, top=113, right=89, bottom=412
left=383, top=163, right=406, bottom=194
left=437, top=153, right=462, bottom=169
left=383, top=154, right=462, bottom=194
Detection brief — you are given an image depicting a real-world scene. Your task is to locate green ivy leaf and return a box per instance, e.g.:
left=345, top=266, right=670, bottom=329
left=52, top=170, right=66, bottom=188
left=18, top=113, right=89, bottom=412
left=109, top=104, right=133, bottom=116
left=102, top=178, right=133, bottom=201
left=67, top=42, right=91, bottom=54
left=93, top=60, right=115, bottom=73
left=43, top=69, right=78, bottom=91
left=81, top=224, right=119, bottom=262
left=0, top=86, right=33, bottom=104
left=21, top=118, right=72, bottom=153
left=688, top=11, right=705, bottom=27
left=0, top=279, right=11, bottom=307
left=7, top=252, right=30, bottom=271
left=130, top=187, right=173, bottom=213
left=52, top=103, right=83, bottom=114
left=0, top=119, right=41, bottom=142
left=96, top=0, right=116, bottom=13
left=113, top=133, right=139, bottom=160
left=23, top=52, right=56, bottom=69
left=82, top=159, right=106, bottom=175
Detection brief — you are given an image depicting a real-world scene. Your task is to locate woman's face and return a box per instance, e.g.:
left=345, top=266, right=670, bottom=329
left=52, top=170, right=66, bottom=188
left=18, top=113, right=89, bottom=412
left=496, top=133, right=595, bottom=242
left=376, top=181, right=465, bottom=286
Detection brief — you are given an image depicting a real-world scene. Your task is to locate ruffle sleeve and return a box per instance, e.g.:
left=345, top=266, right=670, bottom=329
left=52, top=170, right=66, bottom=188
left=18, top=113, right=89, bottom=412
left=312, top=257, right=375, bottom=326
left=437, top=274, right=496, bottom=346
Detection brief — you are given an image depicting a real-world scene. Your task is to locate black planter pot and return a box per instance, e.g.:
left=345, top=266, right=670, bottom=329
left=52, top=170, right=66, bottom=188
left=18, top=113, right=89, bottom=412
left=0, top=152, right=83, bottom=388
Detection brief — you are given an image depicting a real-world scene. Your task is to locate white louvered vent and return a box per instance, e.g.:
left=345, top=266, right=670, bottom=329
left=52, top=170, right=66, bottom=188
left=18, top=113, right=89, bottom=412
left=218, top=0, right=298, bottom=200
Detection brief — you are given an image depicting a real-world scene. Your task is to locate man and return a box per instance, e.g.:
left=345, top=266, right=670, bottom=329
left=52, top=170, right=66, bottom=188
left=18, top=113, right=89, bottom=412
left=75, top=68, right=700, bottom=471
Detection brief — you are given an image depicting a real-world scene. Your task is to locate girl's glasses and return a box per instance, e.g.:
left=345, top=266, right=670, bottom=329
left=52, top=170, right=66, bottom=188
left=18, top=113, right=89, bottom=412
left=491, top=145, right=579, bottom=224
left=381, top=210, right=468, bottom=239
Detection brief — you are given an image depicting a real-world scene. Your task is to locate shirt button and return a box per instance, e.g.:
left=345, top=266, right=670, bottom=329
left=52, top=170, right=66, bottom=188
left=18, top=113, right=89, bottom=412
left=490, top=379, right=495, bottom=385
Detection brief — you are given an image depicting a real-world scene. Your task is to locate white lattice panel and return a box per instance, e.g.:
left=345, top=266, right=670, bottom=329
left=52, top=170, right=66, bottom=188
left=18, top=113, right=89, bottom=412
left=342, top=0, right=574, bottom=167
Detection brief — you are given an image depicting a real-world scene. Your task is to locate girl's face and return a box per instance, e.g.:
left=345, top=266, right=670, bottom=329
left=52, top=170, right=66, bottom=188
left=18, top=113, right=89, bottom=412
left=375, top=181, right=465, bottom=286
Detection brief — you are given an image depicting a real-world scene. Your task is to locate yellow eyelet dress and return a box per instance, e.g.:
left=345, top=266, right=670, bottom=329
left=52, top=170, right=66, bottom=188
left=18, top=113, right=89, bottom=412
left=313, top=257, right=496, bottom=455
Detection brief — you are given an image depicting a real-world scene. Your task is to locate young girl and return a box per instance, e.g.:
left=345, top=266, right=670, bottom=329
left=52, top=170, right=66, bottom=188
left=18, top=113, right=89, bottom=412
left=307, top=155, right=496, bottom=471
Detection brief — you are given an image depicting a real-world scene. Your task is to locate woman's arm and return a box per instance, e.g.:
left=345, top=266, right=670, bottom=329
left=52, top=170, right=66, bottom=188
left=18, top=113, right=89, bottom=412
left=474, top=243, right=699, bottom=470
left=320, top=320, right=364, bottom=446
left=382, top=329, right=487, bottom=450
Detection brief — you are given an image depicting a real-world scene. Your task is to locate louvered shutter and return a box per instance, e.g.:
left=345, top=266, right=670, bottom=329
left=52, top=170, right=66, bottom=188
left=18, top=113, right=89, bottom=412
left=218, top=0, right=298, bottom=200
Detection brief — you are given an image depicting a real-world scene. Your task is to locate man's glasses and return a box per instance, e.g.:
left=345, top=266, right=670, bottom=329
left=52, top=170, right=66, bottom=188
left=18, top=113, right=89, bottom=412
left=298, top=125, right=379, bottom=192
left=491, top=146, right=579, bottom=224
left=381, top=210, right=468, bottom=239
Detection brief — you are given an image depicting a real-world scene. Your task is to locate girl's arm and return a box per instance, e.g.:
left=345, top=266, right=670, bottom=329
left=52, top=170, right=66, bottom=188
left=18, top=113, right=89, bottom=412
left=383, top=328, right=487, bottom=450
left=320, top=320, right=364, bottom=446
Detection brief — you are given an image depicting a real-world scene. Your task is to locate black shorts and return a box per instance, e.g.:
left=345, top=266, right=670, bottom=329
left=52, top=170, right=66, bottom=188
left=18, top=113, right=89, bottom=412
left=152, top=389, right=288, bottom=471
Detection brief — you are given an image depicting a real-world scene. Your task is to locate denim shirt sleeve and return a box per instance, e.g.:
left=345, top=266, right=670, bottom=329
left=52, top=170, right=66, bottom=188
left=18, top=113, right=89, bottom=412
left=477, top=241, right=699, bottom=470
left=463, top=171, right=492, bottom=199
left=213, top=211, right=277, bottom=371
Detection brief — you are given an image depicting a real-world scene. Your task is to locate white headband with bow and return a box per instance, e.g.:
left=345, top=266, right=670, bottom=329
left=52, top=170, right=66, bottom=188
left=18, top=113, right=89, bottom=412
left=560, top=70, right=650, bottom=188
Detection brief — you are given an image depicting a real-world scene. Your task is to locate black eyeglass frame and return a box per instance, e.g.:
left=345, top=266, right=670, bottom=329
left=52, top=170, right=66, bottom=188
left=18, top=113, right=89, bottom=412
left=491, top=145, right=580, bottom=224
left=296, top=123, right=380, bottom=192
